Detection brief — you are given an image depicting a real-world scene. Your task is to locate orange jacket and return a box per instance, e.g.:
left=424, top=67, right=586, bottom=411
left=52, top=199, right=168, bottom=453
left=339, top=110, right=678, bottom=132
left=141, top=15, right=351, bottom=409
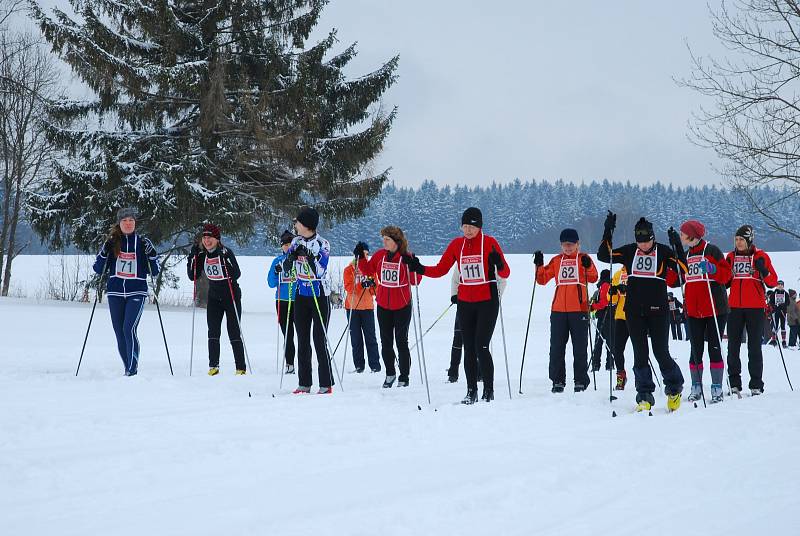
left=343, top=261, right=375, bottom=310
left=536, top=252, right=599, bottom=313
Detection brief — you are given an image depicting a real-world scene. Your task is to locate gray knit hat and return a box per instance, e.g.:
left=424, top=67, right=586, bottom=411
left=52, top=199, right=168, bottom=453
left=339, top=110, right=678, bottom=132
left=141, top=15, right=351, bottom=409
left=116, top=207, right=138, bottom=223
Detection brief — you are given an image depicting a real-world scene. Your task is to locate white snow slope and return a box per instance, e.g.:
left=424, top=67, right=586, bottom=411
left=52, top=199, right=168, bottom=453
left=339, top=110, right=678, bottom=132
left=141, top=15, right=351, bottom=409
left=2, top=253, right=800, bottom=535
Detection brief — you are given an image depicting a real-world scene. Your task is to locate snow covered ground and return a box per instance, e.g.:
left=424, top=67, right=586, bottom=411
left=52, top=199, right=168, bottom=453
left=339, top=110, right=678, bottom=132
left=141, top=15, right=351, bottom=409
left=2, top=252, right=800, bottom=535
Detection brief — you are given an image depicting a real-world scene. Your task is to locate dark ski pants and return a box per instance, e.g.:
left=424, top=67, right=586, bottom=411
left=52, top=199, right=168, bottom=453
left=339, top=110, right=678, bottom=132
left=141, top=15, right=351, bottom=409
left=591, top=308, right=612, bottom=370
left=727, top=308, right=765, bottom=390
left=347, top=309, right=381, bottom=371
left=613, top=318, right=630, bottom=372
left=549, top=311, right=591, bottom=387
left=276, top=299, right=295, bottom=366
left=448, top=315, right=464, bottom=377
left=790, top=325, right=799, bottom=347
left=669, top=312, right=683, bottom=340
left=294, top=294, right=333, bottom=388
left=773, top=311, right=787, bottom=342
left=458, top=299, right=499, bottom=391
left=108, top=295, right=145, bottom=375
left=377, top=305, right=412, bottom=379
left=207, top=290, right=245, bottom=371
left=687, top=315, right=726, bottom=385
left=626, top=313, right=683, bottom=396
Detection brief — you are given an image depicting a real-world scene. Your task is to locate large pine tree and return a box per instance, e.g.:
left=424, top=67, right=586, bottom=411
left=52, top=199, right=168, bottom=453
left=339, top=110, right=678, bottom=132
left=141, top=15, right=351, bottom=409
left=27, top=0, right=398, bottom=250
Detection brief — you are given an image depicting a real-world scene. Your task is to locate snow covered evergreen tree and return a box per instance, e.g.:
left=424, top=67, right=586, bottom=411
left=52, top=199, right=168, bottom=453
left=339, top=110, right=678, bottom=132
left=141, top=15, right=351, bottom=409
left=27, top=0, right=398, bottom=251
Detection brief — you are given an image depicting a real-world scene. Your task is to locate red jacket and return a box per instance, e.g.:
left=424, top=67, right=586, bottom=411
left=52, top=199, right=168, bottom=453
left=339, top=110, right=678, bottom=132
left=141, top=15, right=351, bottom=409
left=357, top=249, right=420, bottom=311
left=725, top=247, right=778, bottom=309
left=682, top=240, right=732, bottom=318
left=421, top=232, right=510, bottom=303
left=592, top=281, right=611, bottom=311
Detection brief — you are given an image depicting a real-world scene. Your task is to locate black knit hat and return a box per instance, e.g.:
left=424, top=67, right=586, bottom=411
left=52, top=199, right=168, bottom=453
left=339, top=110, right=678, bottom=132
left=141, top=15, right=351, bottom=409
left=600, top=269, right=610, bottom=283
left=295, top=206, right=319, bottom=231
left=280, top=229, right=295, bottom=245
left=461, top=207, right=483, bottom=228
left=559, top=228, right=579, bottom=243
left=634, top=217, right=654, bottom=243
left=356, top=240, right=370, bottom=252
left=736, top=225, right=755, bottom=247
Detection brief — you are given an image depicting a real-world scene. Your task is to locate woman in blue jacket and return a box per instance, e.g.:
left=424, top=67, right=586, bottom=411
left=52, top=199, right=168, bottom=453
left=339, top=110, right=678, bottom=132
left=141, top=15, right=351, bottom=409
left=268, top=230, right=297, bottom=373
left=93, top=208, right=159, bottom=376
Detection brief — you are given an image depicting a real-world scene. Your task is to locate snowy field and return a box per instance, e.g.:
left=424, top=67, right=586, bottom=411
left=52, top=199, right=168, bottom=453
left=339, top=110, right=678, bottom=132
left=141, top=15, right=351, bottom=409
left=2, top=252, right=800, bottom=535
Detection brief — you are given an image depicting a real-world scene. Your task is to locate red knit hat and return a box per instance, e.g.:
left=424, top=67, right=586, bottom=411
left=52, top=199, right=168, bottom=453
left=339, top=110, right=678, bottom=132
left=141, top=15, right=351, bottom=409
left=680, top=220, right=705, bottom=240
left=202, top=223, right=221, bottom=240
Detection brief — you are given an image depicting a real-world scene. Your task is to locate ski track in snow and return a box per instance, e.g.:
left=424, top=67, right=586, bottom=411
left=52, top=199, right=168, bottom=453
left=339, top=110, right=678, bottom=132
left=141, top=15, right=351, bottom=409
left=1, top=254, right=799, bottom=535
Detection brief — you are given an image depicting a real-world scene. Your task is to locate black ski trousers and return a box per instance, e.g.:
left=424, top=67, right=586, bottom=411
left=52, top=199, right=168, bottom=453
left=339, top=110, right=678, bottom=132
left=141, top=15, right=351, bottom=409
left=727, top=308, right=765, bottom=390
left=294, top=294, right=333, bottom=388
left=377, top=305, right=412, bottom=380
left=207, top=288, right=245, bottom=371
left=591, top=308, right=612, bottom=370
left=626, top=313, right=683, bottom=396
left=549, top=311, right=590, bottom=387
left=613, top=318, right=630, bottom=372
left=276, top=299, right=295, bottom=366
left=458, top=299, right=499, bottom=391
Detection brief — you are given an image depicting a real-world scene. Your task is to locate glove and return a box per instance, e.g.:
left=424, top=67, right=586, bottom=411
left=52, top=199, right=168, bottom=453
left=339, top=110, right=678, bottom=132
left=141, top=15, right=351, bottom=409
left=617, top=284, right=627, bottom=294
left=533, top=250, right=544, bottom=267
left=273, top=263, right=283, bottom=275
left=488, top=247, right=504, bottom=271
left=190, top=243, right=201, bottom=256
left=450, top=295, right=458, bottom=305
left=754, top=257, right=769, bottom=278
left=293, top=244, right=310, bottom=259
left=143, top=238, right=157, bottom=257
left=360, top=279, right=376, bottom=289
left=581, top=254, right=592, bottom=269
left=353, top=242, right=366, bottom=259
left=603, top=210, right=617, bottom=239
left=282, top=256, right=294, bottom=274
left=608, top=286, right=618, bottom=297
left=402, top=253, right=425, bottom=275
left=699, top=260, right=717, bottom=275
left=667, top=226, right=680, bottom=247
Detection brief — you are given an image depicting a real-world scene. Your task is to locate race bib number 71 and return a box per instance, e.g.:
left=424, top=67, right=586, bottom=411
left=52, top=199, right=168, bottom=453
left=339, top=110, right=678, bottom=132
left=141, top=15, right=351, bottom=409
left=116, top=252, right=137, bottom=279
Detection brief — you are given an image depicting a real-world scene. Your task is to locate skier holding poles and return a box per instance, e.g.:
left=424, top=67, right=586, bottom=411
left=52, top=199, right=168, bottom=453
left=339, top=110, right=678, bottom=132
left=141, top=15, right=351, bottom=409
left=355, top=226, right=421, bottom=388
left=283, top=207, right=335, bottom=394
left=405, top=207, right=511, bottom=404
left=667, top=293, right=684, bottom=340
left=268, top=230, right=297, bottom=374
left=724, top=225, right=778, bottom=395
left=91, top=208, right=160, bottom=376
left=187, top=223, right=247, bottom=376
left=609, top=266, right=630, bottom=390
left=770, top=280, right=791, bottom=348
left=534, top=228, right=597, bottom=394
left=597, top=215, right=684, bottom=412
left=343, top=241, right=381, bottom=374
left=671, top=220, right=732, bottom=404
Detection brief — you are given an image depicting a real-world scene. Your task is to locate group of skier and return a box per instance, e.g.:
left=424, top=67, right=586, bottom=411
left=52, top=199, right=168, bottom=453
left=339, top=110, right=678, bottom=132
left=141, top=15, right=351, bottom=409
left=92, top=205, right=792, bottom=411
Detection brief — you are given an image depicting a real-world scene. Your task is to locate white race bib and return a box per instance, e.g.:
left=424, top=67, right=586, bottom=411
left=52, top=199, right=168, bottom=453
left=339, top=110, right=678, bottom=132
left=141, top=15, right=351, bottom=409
left=204, top=257, right=225, bottom=281
left=631, top=249, right=658, bottom=278
left=556, top=258, right=580, bottom=286
left=295, top=256, right=314, bottom=281
left=732, top=256, right=755, bottom=280
left=460, top=254, right=486, bottom=285
left=620, top=271, right=628, bottom=285
left=776, top=293, right=785, bottom=306
left=669, top=302, right=676, bottom=311
left=685, top=255, right=707, bottom=283
left=115, top=252, right=137, bottom=279
left=380, top=260, right=402, bottom=288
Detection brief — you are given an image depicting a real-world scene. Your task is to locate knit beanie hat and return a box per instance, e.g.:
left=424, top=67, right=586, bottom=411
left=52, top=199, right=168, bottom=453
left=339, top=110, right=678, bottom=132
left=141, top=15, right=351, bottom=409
left=295, top=206, right=319, bottom=231
left=280, top=229, right=295, bottom=245
left=559, top=228, right=579, bottom=243
left=680, top=220, right=706, bottom=240
left=634, top=217, right=655, bottom=243
left=116, top=207, right=138, bottom=223
left=735, top=225, right=755, bottom=247
left=461, top=207, right=483, bottom=228
left=202, top=223, right=221, bottom=240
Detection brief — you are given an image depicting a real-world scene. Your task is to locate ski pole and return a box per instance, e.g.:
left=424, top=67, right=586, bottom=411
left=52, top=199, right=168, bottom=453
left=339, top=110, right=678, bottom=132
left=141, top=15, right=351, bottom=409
left=770, top=315, right=794, bottom=391
left=330, top=276, right=370, bottom=357
left=302, top=259, right=344, bottom=389
left=518, top=260, right=538, bottom=394
left=220, top=251, right=252, bottom=374
left=149, top=274, right=174, bottom=376
left=279, top=277, right=295, bottom=389
left=497, top=290, right=513, bottom=400
left=409, top=303, right=454, bottom=352
left=413, top=280, right=432, bottom=405
left=190, top=253, right=198, bottom=376
left=705, top=274, right=732, bottom=396
left=605, top=218, right=616, bottom=406
left=76, top=253, right=111, bottom=376
left=407, top=265, right=425, bottom=385
left=582, top=267, right=596, bottom=391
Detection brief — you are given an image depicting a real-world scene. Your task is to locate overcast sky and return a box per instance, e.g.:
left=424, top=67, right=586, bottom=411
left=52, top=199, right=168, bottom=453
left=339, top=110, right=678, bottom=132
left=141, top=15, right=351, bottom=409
left=30, top=0, right=728, bottom=189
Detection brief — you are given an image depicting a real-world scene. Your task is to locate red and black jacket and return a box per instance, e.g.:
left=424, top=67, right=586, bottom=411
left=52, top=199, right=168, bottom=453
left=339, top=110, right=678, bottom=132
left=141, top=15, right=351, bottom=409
left=725, top=246, right=778, bottom=310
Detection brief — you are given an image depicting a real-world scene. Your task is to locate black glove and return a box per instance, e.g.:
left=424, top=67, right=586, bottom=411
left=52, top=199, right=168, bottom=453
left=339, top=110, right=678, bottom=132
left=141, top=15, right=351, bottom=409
left=754, top=257, right=769, bottom=278
left=273, top=263, right=283, bottom=275
left=618, top=284, right=627, bottom=294
left=360, top=279, right=376, bottom=289
left=353, top=242, right=366, bottom=259
left=533, top=250, right=544, bottom=267
left=402, top=253, right=425, bottom=275
left=450, top=295, right=458, bottom=305
left=581, top=254, right=592, bottom=269
left=293, top=244, right=310, bottom=259
left=144, top=239, right=157, bottom=257
left=667, top=227, right=686, bottom=262
left=282, top=256, right=294, bottom=274
left=488, top=247, right=504, bottom=271
left=608, top=286, right=618, bottom=297
left=603, top=210, right=617, bottom=234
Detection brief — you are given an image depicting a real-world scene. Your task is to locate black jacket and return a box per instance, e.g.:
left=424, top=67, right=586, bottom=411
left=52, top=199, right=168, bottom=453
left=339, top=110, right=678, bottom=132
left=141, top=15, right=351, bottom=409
left=187, top=246, right=242, bottom=300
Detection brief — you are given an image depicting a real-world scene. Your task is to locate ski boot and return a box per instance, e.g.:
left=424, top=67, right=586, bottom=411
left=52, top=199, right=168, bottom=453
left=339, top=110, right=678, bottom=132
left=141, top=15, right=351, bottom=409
left=292, top=386, right=311, bottom=394
left=235, top=369, right=246, bottom=376
left=382, top=375, right=396, bottom=388
left=447, top=368, right=458, bottom=383
left=667, top=393, right=682, bottom=412
left=782, top=340, right=788, bottom=349
left=687, top=382, right=703, bottom=402
left=285, top=364, right=295, bottom=374
left=731, top=386, right=742, bottom=398
left=751, top=388, right=763, bottom=396
left=710, top=384, right=724, bottom=404
left=635, top=392, right=655, bottom=412
left=481, top=387, right=494, bottom=402
left=461, top=388, right=479, bottom=405
left=208, top=367, right=220, bottom=376
left=397, top=375, right=409, bottom=387
left=355, top=366, right=365, bottom=373
left=317, top=386, right=333, bottom=395
left=551, top=382, right=565, bottom=394
left=615, top=370, right=627, bottom=391
left=574, top=383, right=587, bottom=393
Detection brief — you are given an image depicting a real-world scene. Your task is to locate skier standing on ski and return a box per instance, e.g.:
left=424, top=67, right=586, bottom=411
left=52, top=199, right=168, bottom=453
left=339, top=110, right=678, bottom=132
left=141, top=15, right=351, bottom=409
left=534, top=228, right=597, bottom=393
left=283, top=207, right=333, bottom=394
left=667, top=293, right=684, bottom=340
left=590, top=269, right=612, bottom=372
left=770, top=281, right=791, bottom=348
left=671, top=219, right=732, bottom=404
left=405, top=207, right=510, bottom=404
left=598, top=215, right=684, bottom=412
left=187, top=223, right=246, bottom=376
left=93, top=208, right=160, bottom=376
left=343, top=241, right=381, bottom=373
left=268, top=230, right=297, bottom=374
